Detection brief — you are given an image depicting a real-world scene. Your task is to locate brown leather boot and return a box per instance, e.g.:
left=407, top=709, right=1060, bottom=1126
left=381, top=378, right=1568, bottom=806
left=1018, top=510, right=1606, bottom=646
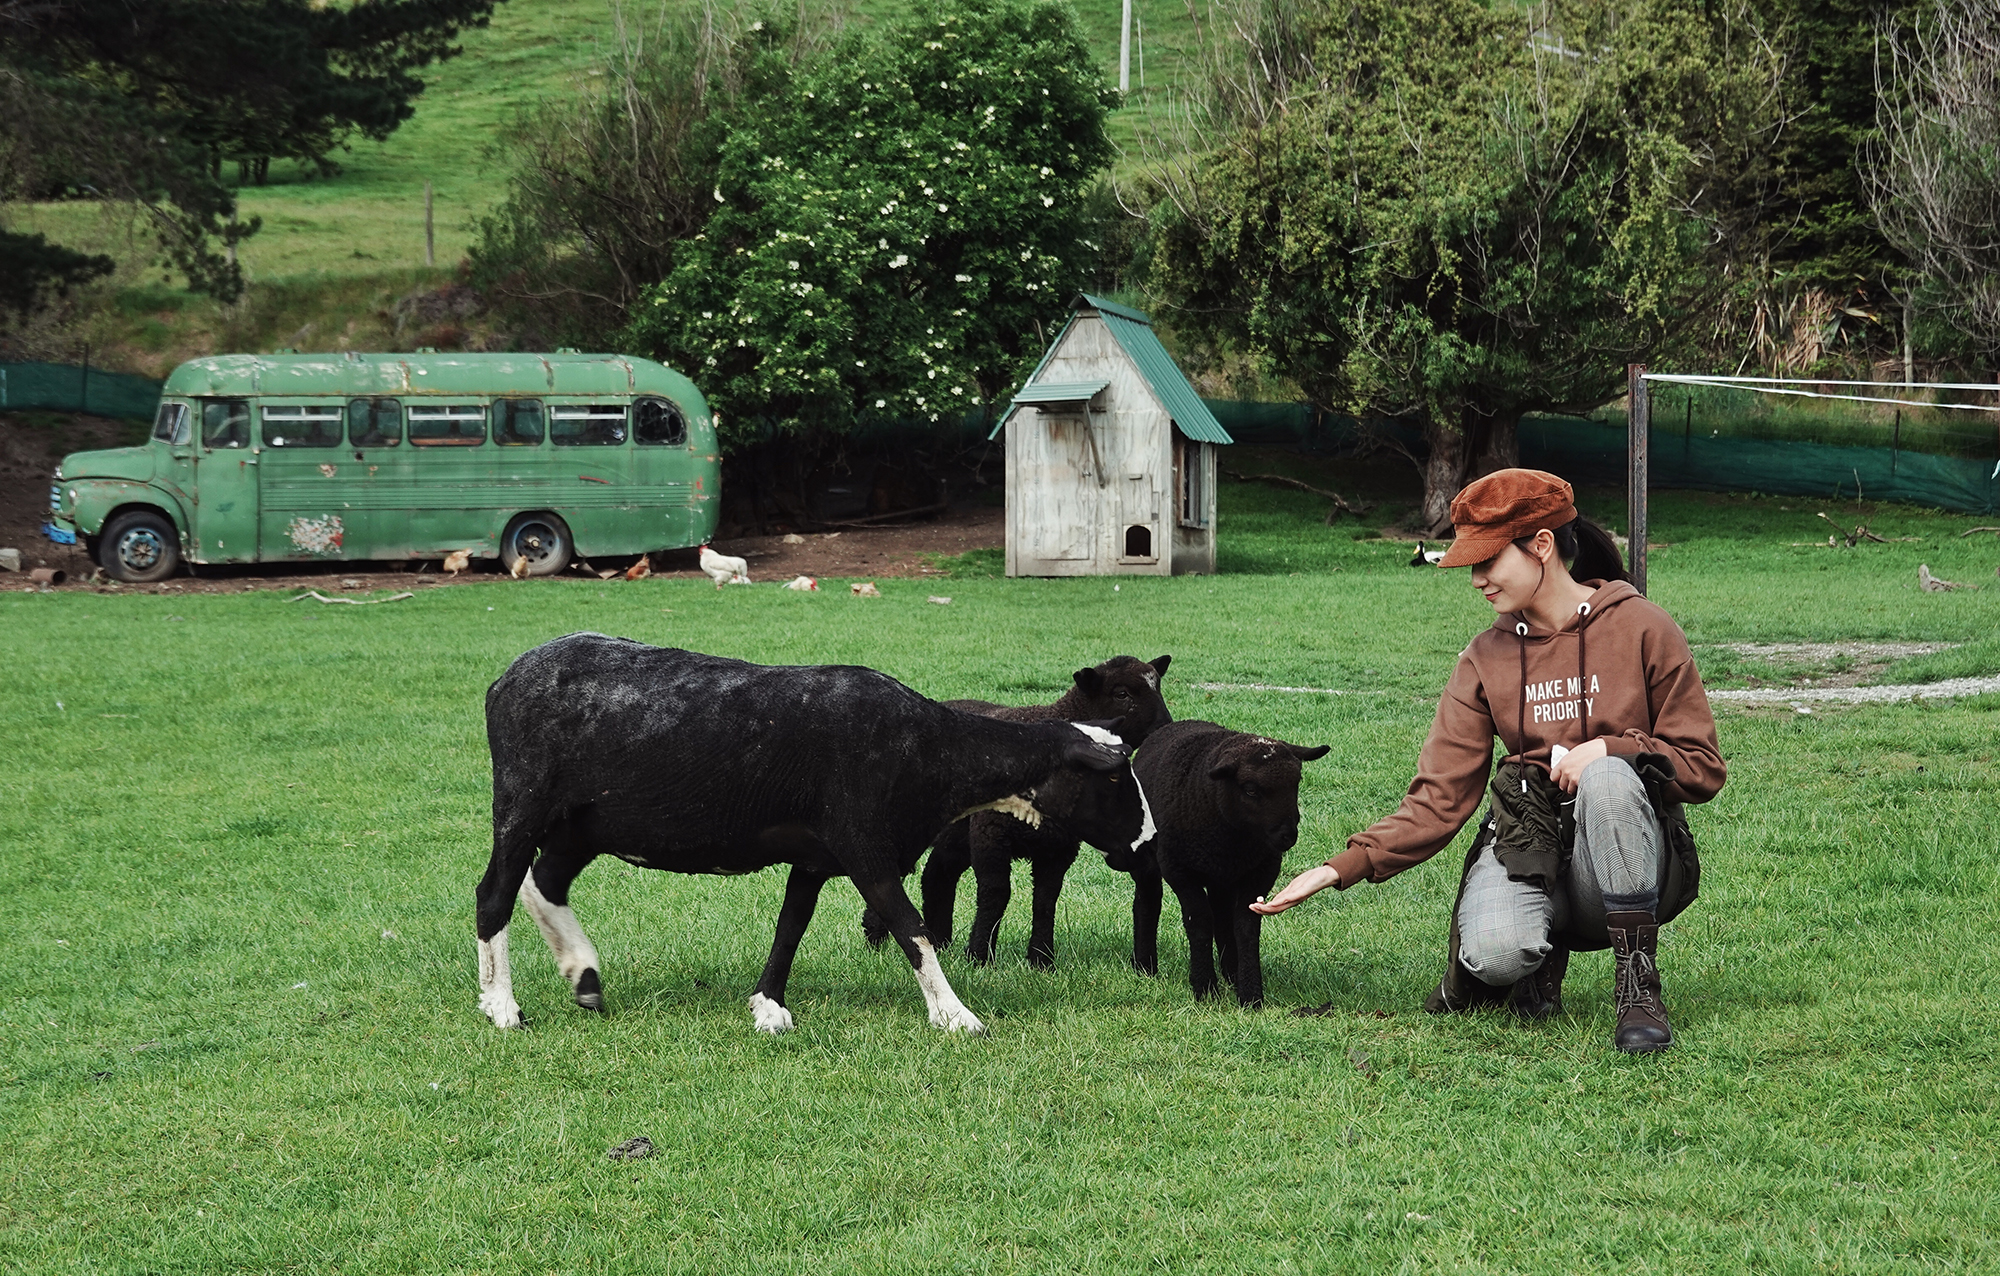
left=1508, top=945, right=1568, bottom=1020
left=1606, top=911, right=1672, bottom=1053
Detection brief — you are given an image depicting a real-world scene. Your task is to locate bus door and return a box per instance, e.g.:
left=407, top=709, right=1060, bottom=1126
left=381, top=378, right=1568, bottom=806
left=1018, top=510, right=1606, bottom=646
left=630, top=396, right=696, bottom=548
left=189, top=398, right=257, bottom=562
left=404, top=401, right=494, bottom=556
left=345, top=397, right=410, bottom=559
left=546, top=398, right=632, bottom=555
left=256, top=400, right=348, bottom=560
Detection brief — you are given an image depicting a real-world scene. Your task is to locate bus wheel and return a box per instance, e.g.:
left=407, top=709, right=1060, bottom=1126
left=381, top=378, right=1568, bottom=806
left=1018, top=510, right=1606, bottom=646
left=102, top=510, right=181, bottom=584
left=501, top=513, right=572, bottom=578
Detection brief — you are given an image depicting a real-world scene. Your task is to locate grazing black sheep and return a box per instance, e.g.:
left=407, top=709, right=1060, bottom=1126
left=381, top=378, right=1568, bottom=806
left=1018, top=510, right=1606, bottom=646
left=476, top=633, right=1137, bottom=1034
left=1130, top=720, right=1329, bottom=1006
left=862, top=655, right=1173, bottom=968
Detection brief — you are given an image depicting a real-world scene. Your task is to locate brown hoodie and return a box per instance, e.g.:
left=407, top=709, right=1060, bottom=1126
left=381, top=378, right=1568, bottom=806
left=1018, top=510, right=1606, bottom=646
left=1326, top=579, right=1724, bottom=888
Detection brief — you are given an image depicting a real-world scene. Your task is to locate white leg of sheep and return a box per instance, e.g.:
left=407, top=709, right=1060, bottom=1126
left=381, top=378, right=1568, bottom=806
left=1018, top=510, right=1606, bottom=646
left=476, top=928, right=522, bottom=1029
left=519, top=870, right=605, bottom=1010
left=912, top=936, right=985, bottom=1034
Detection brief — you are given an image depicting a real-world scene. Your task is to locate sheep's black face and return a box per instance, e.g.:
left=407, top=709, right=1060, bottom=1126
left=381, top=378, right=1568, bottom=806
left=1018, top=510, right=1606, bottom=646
left=1037, top=756, right=1149, bottom=857
left=1209, top=738, right=1331, bottom=854
left=1069, top=655, right=1174, bottom=746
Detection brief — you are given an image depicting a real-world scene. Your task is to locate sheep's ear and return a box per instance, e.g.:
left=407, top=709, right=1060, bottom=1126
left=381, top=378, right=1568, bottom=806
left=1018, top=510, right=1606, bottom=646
left=1150, top=654, right=1172, bottom=677
left=1072, top=666, right=1105, bottom=696
left=1289, top=744, right=1332, bottom=762
left=1208, top=761, right=1238, bottom=782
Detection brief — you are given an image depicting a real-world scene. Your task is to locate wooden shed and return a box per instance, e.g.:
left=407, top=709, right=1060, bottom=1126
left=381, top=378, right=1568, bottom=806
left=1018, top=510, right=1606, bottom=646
left=995, top=294, right=1233, bottom=577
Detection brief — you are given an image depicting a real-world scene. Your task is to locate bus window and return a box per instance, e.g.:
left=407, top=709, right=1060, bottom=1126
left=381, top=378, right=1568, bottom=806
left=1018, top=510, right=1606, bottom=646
left=349, top=398, right=402, bottom=447
left=634, top=397, right=686, bottom=446
left=264, top=405, right=343, bottom=447
left=492, top=399, right=545, bottom=446
left=153, top=402, right=192, bottom=445
left=551, top=404, right=627, bottom=446
left=201, top=400, right=250, bottom=449
left=408, top=404, right=486, bottom=446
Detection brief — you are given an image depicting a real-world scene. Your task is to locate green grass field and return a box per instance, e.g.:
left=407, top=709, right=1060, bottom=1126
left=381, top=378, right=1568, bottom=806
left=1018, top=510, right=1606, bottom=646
left=5, top=478, right=1999, bottom=1271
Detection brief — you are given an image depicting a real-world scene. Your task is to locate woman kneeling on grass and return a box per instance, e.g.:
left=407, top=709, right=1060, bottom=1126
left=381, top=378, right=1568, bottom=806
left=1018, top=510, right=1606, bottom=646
left=1254, top=469, right=1725, bottom=1054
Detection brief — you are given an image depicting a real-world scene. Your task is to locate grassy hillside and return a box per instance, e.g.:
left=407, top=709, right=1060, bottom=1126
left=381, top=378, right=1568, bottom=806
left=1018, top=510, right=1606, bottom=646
left=15, top=0, right=1200, bottom=292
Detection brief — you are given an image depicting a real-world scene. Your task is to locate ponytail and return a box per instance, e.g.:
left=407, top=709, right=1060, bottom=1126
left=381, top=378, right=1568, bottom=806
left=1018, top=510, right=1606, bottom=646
left=1558, top=516, right=1628, bottom=584
left=1514, top=515, right=1629, bottom=584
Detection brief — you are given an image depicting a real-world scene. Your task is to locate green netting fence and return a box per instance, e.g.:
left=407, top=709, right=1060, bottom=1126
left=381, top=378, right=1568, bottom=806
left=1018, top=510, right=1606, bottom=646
left=1200, top=398, right=2000, bottom=516
left=0, top=361, right=163, bottom=420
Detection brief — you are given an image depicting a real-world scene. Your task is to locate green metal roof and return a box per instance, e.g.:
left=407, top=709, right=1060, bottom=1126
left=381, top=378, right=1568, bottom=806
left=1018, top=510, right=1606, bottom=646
left=990, top=296, right=1233, bottom=444
left=158, top=351, right=705, bottom=407
left=1011, top=379, right=1109, bottom=404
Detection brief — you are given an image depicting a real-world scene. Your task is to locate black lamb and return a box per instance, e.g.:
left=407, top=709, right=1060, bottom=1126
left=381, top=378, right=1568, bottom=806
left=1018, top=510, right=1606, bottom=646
left=863, top=654, right=1173, bottom=968
left=1130, top=719, right=1329, bottom=1006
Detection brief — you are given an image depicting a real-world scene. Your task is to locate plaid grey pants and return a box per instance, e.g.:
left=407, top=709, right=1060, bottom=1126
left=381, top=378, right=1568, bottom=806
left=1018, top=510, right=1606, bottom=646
left=1457, top=755, right=1663, bottom=987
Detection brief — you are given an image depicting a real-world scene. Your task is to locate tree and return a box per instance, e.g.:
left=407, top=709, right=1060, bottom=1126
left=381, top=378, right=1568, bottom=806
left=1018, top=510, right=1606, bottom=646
left=0, top=229, right=112, bottom=322
left=622, top=0, right=1117, bottom=453
left=1865, top=0, right=2000, bottom=358
left=469, top=4, right=840, bottom=349
left=1143, top=0, right=1783, bottom=530
left=0, top=0, right=496, bottom=312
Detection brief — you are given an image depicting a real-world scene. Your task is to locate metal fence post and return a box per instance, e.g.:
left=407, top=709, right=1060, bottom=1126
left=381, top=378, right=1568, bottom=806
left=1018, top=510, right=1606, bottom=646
left=1627, top=363, right=1649, bottom=597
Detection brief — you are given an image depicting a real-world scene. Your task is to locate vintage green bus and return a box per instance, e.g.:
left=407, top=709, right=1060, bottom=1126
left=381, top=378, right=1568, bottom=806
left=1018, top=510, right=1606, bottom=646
left=47, top=351, right=721, bottom=582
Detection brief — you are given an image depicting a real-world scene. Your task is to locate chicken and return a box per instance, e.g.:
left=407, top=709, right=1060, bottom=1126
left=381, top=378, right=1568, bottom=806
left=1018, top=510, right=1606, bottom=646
left=509, top=555, right=529, bottom=579
left=1408, top=540, right=1446, bottom=567
left=783, top=575, right=819, bottom=591
left=699, top=544, right=751, bottom=587
left=625, top=554, right=652, bottom=581
left=444, top=548, right=473, bottom=576
left=1919, top=564, right=1967, bottom=592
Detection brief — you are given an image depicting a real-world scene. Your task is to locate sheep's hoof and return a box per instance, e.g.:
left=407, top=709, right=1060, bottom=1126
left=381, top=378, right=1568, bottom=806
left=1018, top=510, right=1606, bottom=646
left=480, top=993, right=525, bottom=1029
left=748, top=992, right=794, bottom=1034
left=574, top=968, right=604, bottom=1013
left=932, top=1007, right=987, bottom=1035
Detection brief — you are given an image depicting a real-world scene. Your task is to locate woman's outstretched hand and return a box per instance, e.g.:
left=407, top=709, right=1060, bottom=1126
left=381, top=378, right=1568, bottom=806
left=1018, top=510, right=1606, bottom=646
left=1250, top=864, right=1342, bottom=915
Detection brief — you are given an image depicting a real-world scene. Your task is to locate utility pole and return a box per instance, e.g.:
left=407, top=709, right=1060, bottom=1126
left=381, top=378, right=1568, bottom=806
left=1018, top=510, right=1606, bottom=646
left=1120, top=0, right=1132, bottom=93
left=425, top=181, right=436, bottom=269
left=1627, top=364, right=1650, bottom=597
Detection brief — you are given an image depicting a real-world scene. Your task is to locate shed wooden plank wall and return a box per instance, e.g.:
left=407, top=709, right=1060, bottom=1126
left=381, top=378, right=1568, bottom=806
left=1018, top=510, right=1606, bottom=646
left=1005, top=312, right=1216, bottom=577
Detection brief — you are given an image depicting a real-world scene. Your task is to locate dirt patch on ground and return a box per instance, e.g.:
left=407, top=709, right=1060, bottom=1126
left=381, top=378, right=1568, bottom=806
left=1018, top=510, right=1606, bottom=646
left=1710, top=641, right=1961, bottom=690
left=1, top=410, right=1005, bottom=593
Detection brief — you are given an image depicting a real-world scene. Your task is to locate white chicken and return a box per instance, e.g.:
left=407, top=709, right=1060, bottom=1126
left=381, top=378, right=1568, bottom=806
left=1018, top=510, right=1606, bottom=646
left=782, top=574, right=819, bottom=591
left=699, top=543, right=751, bottom=587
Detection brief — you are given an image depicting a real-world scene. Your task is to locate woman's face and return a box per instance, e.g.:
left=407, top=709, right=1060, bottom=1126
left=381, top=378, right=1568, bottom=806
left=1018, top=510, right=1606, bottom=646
left=1469, top=532, right=1554, bottom=614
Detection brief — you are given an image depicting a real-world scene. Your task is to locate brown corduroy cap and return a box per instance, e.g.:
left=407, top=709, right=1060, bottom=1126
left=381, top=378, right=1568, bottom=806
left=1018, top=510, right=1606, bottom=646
left=1436, top=468, right=1578, bottom=568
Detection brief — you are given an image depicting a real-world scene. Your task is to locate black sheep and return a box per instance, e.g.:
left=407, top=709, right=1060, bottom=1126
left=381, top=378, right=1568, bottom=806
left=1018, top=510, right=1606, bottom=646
left=862, top=655, right=1173, bottom=968
left=476, top=633, right=1137, bottom=1034
left=1130, top=720, right=1329, bottom=1006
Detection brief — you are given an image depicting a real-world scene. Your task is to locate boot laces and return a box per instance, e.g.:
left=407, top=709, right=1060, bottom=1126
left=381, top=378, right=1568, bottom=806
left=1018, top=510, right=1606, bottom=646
left=1617, top=947, right=1661, bottom=1013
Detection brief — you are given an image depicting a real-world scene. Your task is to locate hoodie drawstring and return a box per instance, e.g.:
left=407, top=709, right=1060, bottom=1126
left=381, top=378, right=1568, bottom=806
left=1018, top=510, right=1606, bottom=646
left=1516, top=601, right=1595, bottom=766
left=1577, top=601, right=1592, bottom=741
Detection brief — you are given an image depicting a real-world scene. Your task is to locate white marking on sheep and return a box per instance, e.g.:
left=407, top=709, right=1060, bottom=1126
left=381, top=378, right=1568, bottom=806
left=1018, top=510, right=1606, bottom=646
left=518, top=870, right=600, bottom=987
left=1071, top=722, right=1126, bottom=748
left=912, top=937, right=985, bottom=1034
left=749, top=992, right=794, bottom=1034
left=957, top=793, right=1042, bottom=828
left=477, top=929, right=522, bottom=1029
left=1131, top=770, right=1157, bottom=853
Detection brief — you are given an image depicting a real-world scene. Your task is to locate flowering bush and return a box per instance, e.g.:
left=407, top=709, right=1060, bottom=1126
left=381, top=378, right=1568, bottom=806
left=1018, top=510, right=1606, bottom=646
left=623, top=0, right=1115, bottom=450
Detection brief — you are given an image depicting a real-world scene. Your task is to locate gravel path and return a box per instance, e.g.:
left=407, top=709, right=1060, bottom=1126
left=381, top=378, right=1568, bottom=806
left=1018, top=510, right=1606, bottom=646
left=1707, top=675, right=2000, bottom=705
